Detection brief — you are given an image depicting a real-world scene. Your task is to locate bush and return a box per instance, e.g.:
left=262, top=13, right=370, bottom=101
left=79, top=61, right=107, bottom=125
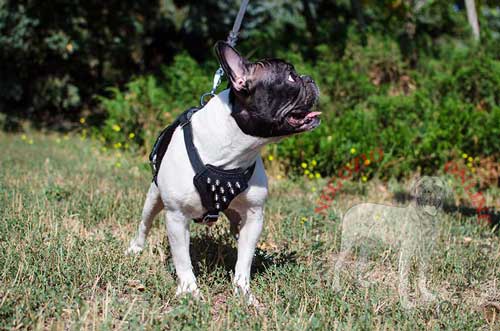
left=97, top=53, right=211, bottom=153
left=274, top=39, right=500, bottom=179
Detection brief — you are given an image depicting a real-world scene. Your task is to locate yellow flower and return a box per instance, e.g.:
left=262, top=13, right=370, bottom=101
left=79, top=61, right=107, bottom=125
left=112, top=124, right=121, bottom=132
left=101, top=147, right=107, bottom=152
left=311, top=160, right=317, bottom=166
left=268, top=155, right=274, bottom=161
left=364, top=159, right=371, bottom=166
left=56, top=138, right=61, bottom=144
left=129, top=133, right=135, bottom=139
left=66, top=43, right=73, bottom=53
left=300, top=217, right=307, bottom=224
left=305, top=169, right=310, bottom=175
left=308, top=174, right=314, bottom=180
left=467, top=162, right=472, bottom=168
left=462, top=153, right=468, bottom=159
left=64, top=135, right=69, bottom=141
left=474, top=156, right=480, bottom=162
left=115, top=162, right=122, bottom=168
left=79, top=117, right=86, bottom=124
left=301, top=162, right=308, bottom=169
left=115, top=152, right=122, bottom=158
left=311, top=187, right=317, bottom=192
left=471, top=167, right=476, bottom=173
left=276, top=175, right=283, bottom=180
left=315, top=172, right=321, bottom=179
left=114, top=142, right=122, bottom=149
left=124, top=143, right=129, bottom=149
left=350, top=147, right=356, bottom=154
left=28, top=139, right=34, bottom=145
left=467, top=156, right=473, bottom=162
left=21, top=134, right=27, bottom=141
left=362, top=176, right=368, bottom=182
left=99, top=136, right=106, bottom=142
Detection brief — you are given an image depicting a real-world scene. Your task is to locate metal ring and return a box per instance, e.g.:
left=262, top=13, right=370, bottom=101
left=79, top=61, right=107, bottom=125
left=200, top=92, right=215, bottom=106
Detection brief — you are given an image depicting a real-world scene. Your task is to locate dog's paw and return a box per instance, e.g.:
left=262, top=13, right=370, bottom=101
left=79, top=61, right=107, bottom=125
left=175, top=283, right=201, bottom=299
left=234, top=287, right=261, bottom=308
left=125, top=242, right=144, bottom=255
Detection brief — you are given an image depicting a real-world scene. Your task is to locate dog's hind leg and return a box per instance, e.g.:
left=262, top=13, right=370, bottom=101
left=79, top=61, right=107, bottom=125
left=126, top=183, right=164, bottom=255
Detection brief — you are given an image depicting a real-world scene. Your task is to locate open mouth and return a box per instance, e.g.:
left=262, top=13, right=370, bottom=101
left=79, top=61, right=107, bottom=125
left=286, top=111, right=322, bottom=131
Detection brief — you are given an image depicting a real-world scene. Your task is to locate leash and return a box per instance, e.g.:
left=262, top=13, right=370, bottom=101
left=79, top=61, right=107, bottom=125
left=200, top=0, right=250, bottom=106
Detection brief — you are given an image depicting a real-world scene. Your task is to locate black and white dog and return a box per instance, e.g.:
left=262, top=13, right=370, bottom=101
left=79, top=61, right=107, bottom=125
left=127, top=41, right=320, bottom=303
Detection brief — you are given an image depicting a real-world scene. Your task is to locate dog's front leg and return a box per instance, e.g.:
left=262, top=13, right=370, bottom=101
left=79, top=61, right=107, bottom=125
left=165, top=210, right=199, bottom=297
left=234, top=206, right=264, bottom=306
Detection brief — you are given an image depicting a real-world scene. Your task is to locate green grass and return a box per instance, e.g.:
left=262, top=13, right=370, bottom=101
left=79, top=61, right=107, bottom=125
left=0, top=132, right=499, bottom=330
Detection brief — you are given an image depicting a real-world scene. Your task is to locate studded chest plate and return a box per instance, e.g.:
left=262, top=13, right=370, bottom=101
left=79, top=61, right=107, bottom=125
left=193, top=164, right=252, bottom=214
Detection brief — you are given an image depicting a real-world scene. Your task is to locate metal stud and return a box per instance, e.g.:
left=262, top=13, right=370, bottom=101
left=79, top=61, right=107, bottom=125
left=211, top=184, right=216, bottom=192
left=230, top=188, right=235, bottom=195
left=222, top=196, right=227, bottom=203
left=227, top=182, right=232, bottom=188
left=214, top=194, right=219, bottom=202
left=207, top=177, right=211, bottom=184
left=235, top=181, right=241, bottom=189
left=215, top=203, right=221, bottom=210
left=219, top=187, right=225, bottom=194
left=215, top=179, right=220, bottom=186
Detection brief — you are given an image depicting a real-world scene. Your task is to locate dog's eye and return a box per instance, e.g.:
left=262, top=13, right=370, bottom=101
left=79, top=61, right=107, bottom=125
left=288, top=74, right=295, bottom=82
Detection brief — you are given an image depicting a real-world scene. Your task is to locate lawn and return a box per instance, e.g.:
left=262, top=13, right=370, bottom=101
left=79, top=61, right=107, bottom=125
left=0, top=132, right=499, bottom=330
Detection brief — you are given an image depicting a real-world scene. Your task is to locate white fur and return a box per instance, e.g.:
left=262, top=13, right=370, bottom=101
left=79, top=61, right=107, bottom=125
left=127, top=89, right=276, bottom=303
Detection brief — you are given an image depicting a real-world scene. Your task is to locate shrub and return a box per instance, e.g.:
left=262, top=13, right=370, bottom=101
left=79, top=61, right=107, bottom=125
left=97, top=53, right=211, bottom=153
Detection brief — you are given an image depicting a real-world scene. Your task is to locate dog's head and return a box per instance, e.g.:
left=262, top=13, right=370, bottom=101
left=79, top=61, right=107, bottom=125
left=411, top=176, right=449, bottom=217
left=215, top=41, right=320, bottom=138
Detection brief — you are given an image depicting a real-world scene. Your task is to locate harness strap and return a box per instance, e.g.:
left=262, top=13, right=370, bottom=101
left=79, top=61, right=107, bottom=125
left=181, top=113, right=256, bottom=183
left=181, top=110, right=206, bottom=174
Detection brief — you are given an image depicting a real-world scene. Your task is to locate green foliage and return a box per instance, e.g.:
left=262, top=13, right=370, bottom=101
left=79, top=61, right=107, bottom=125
left=274, top=37, right=500, bottom=178
left=97, top=53, right=210, bottom=152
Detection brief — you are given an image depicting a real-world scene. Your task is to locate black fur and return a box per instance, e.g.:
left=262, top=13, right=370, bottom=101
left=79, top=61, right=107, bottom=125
left=215, top=41, right=320, bottom=138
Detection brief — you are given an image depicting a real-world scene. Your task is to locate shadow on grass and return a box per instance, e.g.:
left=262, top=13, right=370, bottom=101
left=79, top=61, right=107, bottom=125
left=189, top=233, right=297, bottom=280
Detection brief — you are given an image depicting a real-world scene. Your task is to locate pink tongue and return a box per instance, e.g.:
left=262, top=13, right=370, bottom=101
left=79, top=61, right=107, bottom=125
left=305, top=111, right=322, bottom=119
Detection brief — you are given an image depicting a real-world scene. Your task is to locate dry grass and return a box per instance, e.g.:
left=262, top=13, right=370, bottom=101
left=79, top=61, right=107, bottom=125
left=0, top=132, right=499, bottom=330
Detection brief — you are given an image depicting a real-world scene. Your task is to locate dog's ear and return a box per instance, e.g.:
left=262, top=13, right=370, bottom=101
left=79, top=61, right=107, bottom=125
left=215, top=41, right=249, bottom=91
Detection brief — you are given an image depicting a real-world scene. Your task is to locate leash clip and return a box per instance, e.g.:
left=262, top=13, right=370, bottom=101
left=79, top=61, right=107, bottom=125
left=200, top=67, right=224, bottom=106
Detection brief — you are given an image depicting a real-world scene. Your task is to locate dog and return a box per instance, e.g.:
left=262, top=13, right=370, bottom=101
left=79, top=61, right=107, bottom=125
left=333, top=176, right=448, bottom=308
left=126, top=41, right=320, bottom=304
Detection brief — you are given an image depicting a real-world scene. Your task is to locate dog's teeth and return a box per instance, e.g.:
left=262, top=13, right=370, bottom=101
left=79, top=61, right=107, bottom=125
left=207, top=177, right=211, bottom=184
left=211, top=185, right=216, bottom=192
left=215, top=179, right=220, bottom=186
left=220, top=187, right=225, bottom=194
left=214, top=194, right=219, bottom=201
left=235, top=182, right=241, bottom=189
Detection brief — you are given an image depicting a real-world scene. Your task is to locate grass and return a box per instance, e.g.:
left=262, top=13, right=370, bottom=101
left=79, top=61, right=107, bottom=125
left=0, top=131, right=499, bottom=330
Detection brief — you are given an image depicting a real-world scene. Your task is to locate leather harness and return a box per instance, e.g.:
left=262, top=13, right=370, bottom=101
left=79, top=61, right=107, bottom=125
left=149, top=106, right=256, bottom=224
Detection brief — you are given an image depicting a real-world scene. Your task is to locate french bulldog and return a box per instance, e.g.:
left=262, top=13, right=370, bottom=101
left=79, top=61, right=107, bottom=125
left=126, top=41, right=320, bottom=304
